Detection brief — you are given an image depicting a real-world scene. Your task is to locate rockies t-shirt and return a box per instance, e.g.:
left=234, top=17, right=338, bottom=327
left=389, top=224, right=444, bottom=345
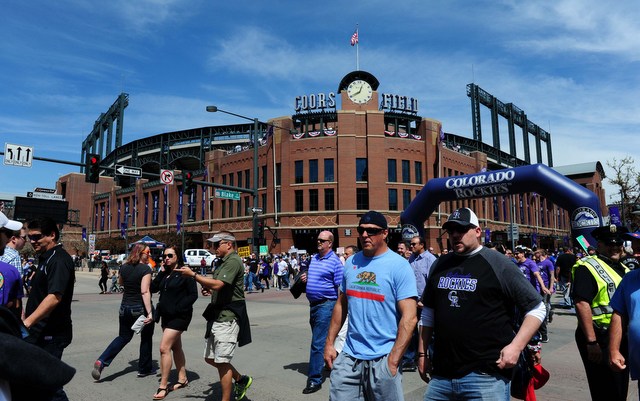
left=423, top=247, right=542, bottom=379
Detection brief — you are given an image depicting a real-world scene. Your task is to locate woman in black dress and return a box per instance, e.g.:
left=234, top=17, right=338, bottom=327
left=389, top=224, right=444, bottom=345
left=151, top=245, right=198, bottom=400
left=99, top=261, right=109, bottom=294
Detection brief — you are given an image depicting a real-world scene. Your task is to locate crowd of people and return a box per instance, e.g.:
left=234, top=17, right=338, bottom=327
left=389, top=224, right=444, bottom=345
left=2, top=206, right=640, bottom=401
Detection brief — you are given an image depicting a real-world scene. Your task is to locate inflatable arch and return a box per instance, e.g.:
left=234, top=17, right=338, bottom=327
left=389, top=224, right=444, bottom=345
left=400, top=163, right=604, bottom=246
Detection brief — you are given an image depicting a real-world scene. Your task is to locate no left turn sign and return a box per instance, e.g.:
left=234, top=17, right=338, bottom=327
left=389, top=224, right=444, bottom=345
left=160, top=169, right=174, bottom=185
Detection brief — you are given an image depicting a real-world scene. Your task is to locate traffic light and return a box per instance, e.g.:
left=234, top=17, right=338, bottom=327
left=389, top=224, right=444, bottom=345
left=85, top=153, right=101, bottom=183
left=184, top=172, right=194, bottom=195
left=257, top=219, right=265, bottom=239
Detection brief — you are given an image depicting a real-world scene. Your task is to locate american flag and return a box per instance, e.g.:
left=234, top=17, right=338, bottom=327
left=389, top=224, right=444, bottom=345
left=350, top=29, right=358, bottom=46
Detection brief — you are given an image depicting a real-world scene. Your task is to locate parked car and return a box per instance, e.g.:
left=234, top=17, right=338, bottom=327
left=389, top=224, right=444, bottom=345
left=184, top=249, right=216, bottom=271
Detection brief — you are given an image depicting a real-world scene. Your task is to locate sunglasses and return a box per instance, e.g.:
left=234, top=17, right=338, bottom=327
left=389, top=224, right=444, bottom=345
left=163, top=253, right=175, bottom=258
left=142, top=249, right=151, bottom=255
left=446, top=225, right=471, bottom=234
left=410, top=242, right=420, bottom=247
left=357, top=226, right=385, bottom=236
left=213, top=241, right=228, bottom=248
left=28, top=233, right=44, bottom=241
left=317, top=239, right=331, bottom=243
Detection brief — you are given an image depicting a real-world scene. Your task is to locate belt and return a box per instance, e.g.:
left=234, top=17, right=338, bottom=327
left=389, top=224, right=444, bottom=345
left=309, top=298, right=333, bottom=307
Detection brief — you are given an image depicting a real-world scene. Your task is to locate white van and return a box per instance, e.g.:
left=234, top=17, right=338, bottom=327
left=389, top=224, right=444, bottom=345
left=184, top=249, right=216, bottom=270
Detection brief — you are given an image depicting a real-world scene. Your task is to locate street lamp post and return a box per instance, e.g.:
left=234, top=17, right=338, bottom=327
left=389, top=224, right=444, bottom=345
left=206, top=106, right=261, bottom=255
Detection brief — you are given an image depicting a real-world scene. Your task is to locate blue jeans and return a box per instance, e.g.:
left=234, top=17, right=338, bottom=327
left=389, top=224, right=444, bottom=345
left=425, top=372, right=510, bottom=401
left=98, top=304, right=155, bottom=373
left=39, top=335, right=72, bottom=401
left=308, top=300, right=335, bottom=385
left=249, top=271, right=262, bottom=290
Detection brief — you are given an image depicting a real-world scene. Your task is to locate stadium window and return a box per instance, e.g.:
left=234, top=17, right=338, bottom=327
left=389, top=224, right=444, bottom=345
left=389, top=189, right=398, bottom=211
left=403, top=189, right=411, bottom=210
left=309, top=159, right=318, bottom=183
left=324, top=188, right=335, bottom=211
left=295, top=160, right=303, bottom=184
left=356, top=158, right=368, bottom=181
left=324, top=159, right=334, bottom=182
left=295, top=190, right=304, bottom=212
left=388, top=159, right=397, bottom=182
left=356, top=188, right=369, bottom=210
left=415, top=161, right=423, bottom=184
left=402, top=160, right=410, bottom=183
left=309, top=189, right=318, bottom=211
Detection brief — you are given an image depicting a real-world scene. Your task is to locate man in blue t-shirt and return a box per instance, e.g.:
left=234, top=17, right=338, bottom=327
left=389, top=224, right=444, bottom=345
left=324, top=211, right=417, bottom=401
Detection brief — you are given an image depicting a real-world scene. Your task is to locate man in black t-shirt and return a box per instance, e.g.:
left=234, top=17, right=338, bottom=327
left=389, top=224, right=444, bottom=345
left=555, top=247, right=577, bottom=306
left=418, top=208, right=544, bottom=401
left=23, top=217, right=75, bottom=401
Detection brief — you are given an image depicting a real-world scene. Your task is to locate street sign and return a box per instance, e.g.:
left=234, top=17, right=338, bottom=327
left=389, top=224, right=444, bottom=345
left=4, top=143, right=33, bottom=167
left=249, top=207, right=263, bottom=214
left=34, top=187, right=56, bottom=194
left=160, top=169, right=174, bottom=185
left=214, top=188, right=241, bottom=201
left=27, top=191, right=63, bottom=200
left=88, top=234, right=96, bottom=254
left=115, top=164, right=142, bottom=178
left=508, top=223, right=519, bottom=240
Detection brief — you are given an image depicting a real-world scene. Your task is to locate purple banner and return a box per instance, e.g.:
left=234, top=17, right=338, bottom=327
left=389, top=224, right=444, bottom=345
left=176, top=213, right=182, bottom=234
left=484, top=228, right=491, bottom=243
left=609, top=206, right=622, bottom=226
left=144, top=193, right=149, bottom=227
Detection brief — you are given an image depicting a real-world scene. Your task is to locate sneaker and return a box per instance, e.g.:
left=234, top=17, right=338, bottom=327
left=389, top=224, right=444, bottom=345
left=541, top=334, right=549, bottom=343
left=137, top=369, right=158, bottom=378
left=92, top=360, right=104, bottom=380
left=234, top=375, right=253, bottom=400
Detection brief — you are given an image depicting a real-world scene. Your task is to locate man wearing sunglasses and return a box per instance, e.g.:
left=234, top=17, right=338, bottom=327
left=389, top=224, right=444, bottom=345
left=175, top=231, right=253, bottom=401
left=300, top=230, right=343, bottom=394
left=417, top=208, right=544, bottom=400
left=573, top=225, right=630, bottom=400
left=23, top=216, right=76, bottom=401
left=325, top=210, right=418, bottom=401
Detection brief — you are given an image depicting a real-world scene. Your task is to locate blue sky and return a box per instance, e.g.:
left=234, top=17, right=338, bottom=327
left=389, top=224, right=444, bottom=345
left=1, top=0, right=638, bottom=203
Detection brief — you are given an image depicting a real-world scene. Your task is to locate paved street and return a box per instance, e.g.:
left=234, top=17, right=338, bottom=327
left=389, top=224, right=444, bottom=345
left=51, top=270, right=637, bottom=400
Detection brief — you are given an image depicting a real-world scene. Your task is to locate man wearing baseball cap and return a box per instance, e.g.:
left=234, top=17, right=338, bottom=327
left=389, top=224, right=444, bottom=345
left=175, top=231, right=253, bottom=401
left=325, top=211, right=418, bottom=401
left=573, top=224, right=630, bottom=400
left=0, top=212, right=24, bottom=320
left=418, top=207, right=544, bottom=400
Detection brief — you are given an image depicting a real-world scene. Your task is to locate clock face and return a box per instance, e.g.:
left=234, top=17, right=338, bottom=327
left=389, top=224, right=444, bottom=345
left=347, top=80, right=373, bottom=104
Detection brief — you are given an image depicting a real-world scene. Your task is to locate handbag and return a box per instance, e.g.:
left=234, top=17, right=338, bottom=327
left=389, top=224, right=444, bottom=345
left=152, top=303, right=161, bottom=323
left=289, top=271, right=307, bottom=299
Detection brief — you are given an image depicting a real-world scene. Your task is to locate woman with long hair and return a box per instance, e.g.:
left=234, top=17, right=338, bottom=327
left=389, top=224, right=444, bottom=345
left=99, top=261, right=109, bottom=294
left=91, top=244, right=155, bottom=380
left=150, top=245, right=198, bottom=400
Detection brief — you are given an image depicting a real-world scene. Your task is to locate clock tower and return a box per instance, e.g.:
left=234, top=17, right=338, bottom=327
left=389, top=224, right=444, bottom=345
left=338, top=70, right=380, bottom=111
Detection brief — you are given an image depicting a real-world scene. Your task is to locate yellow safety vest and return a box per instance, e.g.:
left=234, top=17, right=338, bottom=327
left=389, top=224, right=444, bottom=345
left=572, top=256, right=629, bottom=328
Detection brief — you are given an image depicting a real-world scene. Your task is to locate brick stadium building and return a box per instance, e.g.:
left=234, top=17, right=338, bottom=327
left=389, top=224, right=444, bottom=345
left=57, top=71, right=606, bottom=255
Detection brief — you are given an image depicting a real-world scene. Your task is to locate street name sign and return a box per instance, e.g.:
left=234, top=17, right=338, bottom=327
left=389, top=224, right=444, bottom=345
left=214, top=188, right=241, bottom=201
left=115, top=165, right=142, bottom=178
left=4, top=143, right=33, bottom=167
left=27, top=191, right=63, bottom=200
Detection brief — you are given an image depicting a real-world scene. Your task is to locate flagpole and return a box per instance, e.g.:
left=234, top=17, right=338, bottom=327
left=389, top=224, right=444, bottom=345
left=356, top=32, right=359, bottom=70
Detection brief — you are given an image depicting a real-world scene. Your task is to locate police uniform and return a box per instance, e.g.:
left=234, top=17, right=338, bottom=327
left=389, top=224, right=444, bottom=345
left=572, top=225, right=630, bottom=401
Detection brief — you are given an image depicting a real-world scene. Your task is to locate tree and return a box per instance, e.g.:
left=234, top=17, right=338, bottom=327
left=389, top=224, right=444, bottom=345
left=607, top=156, right=640, bottom=229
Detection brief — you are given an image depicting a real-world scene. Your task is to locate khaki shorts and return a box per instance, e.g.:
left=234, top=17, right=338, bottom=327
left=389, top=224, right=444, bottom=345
left=204, top=320, right=239, bottom=363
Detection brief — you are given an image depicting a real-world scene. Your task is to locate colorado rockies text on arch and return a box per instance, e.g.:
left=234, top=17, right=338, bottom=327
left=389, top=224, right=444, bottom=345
left=437, top=274, right=478, bottom=292
left=445, top=170, right=515, bottom=199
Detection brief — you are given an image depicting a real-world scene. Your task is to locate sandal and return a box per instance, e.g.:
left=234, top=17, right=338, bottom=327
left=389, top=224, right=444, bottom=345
left=152, top=387, right=170, bottom=400
left=171, top=380, right=188, bottom=391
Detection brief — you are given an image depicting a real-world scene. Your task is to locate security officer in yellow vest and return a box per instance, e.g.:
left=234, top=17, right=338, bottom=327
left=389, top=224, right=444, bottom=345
left=572, top=224, right=630, bottom=401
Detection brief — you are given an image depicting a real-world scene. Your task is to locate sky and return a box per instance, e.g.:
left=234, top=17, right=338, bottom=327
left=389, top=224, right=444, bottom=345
left=1, top=0, right=638, bottom=203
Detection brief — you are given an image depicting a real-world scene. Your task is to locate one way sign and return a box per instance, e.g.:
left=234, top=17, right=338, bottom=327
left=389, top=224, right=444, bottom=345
left=4, top=143, right=33, bottom=167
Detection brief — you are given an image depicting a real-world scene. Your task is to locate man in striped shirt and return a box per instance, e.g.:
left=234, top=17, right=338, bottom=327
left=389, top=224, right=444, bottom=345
left=301, top=230, right=344, bottom=394
left=0, top=224, right=26, bottom=274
